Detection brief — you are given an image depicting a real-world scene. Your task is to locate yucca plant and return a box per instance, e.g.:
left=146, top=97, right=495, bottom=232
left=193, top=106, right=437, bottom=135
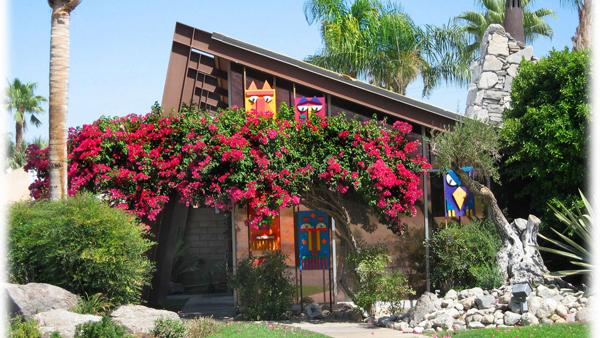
left=538, top=190, right=592, bottom=277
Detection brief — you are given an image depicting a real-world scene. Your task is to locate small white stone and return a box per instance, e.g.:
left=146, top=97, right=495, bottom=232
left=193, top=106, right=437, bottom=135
left=488, top=33, right=510, bottom=56
left=483, top=55, right=503, bottom=71
left=479, top=72, right=499, bottom=89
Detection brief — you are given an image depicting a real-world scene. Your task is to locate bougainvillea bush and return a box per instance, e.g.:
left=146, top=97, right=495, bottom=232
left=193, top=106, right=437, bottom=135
left=25, top=104, right=429, bottom=233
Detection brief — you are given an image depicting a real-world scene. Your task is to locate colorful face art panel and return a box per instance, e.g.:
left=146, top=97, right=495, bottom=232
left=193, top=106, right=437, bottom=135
left=245, top=80, right=277, bottom=115
left=443, top=167, right=476, bottom=217
left=294, top=96, right=326, bottom=123
left=296, top=210, right=331, bottom=270
left=248, top=206, right=281, bottom=251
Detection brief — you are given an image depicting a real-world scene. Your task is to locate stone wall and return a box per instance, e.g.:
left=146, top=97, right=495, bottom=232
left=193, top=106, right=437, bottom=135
left=465, top=24, right=534, bottom=125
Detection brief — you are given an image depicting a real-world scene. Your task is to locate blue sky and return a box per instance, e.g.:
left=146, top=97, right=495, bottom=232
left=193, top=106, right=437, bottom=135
left=8, top=1, right=579, bottom=142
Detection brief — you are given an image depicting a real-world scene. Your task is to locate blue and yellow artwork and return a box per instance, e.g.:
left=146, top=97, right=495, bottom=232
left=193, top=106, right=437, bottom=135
left=443, top=168, right=476, bottom=217
left=296, top=210, right=331, bottom=270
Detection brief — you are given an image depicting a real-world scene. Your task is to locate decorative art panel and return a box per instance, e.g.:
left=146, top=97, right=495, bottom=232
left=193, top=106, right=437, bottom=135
left=443, top=167, right=476, bottom=217
left=248, top=206, right=281, bottom=251
left=296, top=210, right=331, bottom=270
left=294, top=96, right=326, bottom=123
left=245, top=80, right=277, bottom=114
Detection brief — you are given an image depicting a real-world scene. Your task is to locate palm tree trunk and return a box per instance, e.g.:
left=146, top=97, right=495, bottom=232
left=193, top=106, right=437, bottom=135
left=15, top=119, right=24, bottom=152
left=573, top=0, right=591, bottom=50
left=48, top=1, right=78, bottom=199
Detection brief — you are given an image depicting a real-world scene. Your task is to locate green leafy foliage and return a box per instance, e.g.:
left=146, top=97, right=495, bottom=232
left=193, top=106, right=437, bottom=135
left=9, top=193, right=155, bottom=305
left=500, top=48, right=590, bottom=225
left=74, top=317, right=129, bottom=338
left=538, top=191, right=592, bottom=277
left=304, top=0, right=470, bottom=95
left=429, top=220, right=502, bottom=292
left=431, top=117, right=501, bottom=181
left=347, top=243, right=415, bottom=315
left=229, top=252, right=294, bottom=320
left=9, top=316, right=42, bottom=338
left=152, top=319, right=186, bottom=338
left=73, top=293, right=114, bottom=316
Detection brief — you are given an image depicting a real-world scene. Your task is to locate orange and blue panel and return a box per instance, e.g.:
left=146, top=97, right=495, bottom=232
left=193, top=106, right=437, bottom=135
left=296, top=210, right=331, bottom=270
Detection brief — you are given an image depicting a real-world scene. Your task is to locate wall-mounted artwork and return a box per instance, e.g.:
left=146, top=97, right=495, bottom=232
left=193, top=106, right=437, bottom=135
left=245, top=80, right=277, bottom=114
left=296, top=210, right=331, bottom=270
left=248, top=206, right=281, bottom=251
left=294, top=96, right=326, bottom=123
left=443, top=168, right=476, bottom=217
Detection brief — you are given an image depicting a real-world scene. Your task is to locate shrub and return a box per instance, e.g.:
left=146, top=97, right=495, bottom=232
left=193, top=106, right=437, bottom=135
left=500, top=48, right=590, bottom=227
left=73, top=293, right=114, bottom=316
left=152, top=319, right=186, bottom=338
left=429, top=220, right=502, bottom=292
left=74, top=317, right=128, bottom=338
left=347, top=243, right=415, bottom=316
left=184, top=317, right=223, bottom=338
left=9, top=316, right=42, bottom=338
left=229, top=252, right=294, bottom=320
left=9, top=193, right=155, bottom=305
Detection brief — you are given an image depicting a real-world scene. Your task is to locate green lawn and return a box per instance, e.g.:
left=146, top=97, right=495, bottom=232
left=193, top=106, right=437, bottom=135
left=207, top=322, right=328, bottom=338
left=449, top=323, right=589, bottom=338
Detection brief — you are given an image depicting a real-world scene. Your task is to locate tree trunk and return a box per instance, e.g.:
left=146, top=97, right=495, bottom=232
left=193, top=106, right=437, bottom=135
left=15, top=119, right=24, bottom=152
left=48, top=1, right=79, bottom=199
left=454, top=169, right=554, bottom=285
left=573, top=0, right=591, bottom=51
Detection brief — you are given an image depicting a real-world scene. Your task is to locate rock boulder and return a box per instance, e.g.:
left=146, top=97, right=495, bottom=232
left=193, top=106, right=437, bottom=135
left=5, top=283, right=79, bottom=318
left=34, top=309, right=101, bottom=338
left=110, top=304, right=180, bottom=334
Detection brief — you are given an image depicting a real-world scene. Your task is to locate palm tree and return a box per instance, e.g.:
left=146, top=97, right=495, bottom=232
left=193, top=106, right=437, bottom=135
left=304, top=0, right=471, bottom=96
left=455, top=0, right=554, bottom=58
left=5, top=79, right=46, bottom=152
left=560, top=0, right=591, bottom=50
left=48, top=0, right=81, bottom=200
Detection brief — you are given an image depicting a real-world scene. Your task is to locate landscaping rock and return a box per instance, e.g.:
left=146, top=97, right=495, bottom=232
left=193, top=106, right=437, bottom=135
left=414, top=326, right=424, bottom=334
left=467, top=321, right=484, bottom=329
left=576, top=308, right=588, bottom=322
left=536, top=298, right=558, bottom=319
left=482, top=314, right=495, bottom=325
left=504, top=311, right=521, bottom=325
left=411, top=292, right=438, bottom=324
left=445, top=289, right=458, bottom=300
left=111, top=304, right=180, bottom=334
left=34, top=309, right=101, bottom=338
left=5, top=283, right=79, bottom=318
left=537, top=285, right=560, bottom=300
left=555, top=303, right=568, bottom=319
left=520, top=313, right=539, bottom=326
left=460, top=296, right=476, bottom=310
left=475, top=295, right=495, bottom=309
left=527, top=295, right=543, bottom=316
left=304, top=303, right=323, bottom=320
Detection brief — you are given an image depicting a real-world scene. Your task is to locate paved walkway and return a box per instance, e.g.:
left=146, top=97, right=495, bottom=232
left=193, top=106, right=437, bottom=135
left=180, top=294, right=234, bottom=318
left=286, top=322, right=426, bottom=338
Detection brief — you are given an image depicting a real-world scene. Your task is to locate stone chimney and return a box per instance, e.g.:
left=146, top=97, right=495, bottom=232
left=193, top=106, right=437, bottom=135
left=503, top=0, right=525, bottom=43
left=464, top=25, right=534, bottom=125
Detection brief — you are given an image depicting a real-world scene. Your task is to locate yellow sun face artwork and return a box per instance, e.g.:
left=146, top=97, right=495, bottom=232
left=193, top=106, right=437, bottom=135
left=245, top=80, right=277, bottom=115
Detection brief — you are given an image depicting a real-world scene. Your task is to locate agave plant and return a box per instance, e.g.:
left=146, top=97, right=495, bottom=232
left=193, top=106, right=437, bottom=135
left=538, top=190, right=592, bottom=277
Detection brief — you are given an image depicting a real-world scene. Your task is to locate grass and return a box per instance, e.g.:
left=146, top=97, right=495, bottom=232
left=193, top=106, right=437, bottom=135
left=447, top=323, right=589, bottom=338
left=186, top=317, right=328, bottom=338
left=300, top=285, right=325, bottom=297
left=209, top=322, right=327, bottom=338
